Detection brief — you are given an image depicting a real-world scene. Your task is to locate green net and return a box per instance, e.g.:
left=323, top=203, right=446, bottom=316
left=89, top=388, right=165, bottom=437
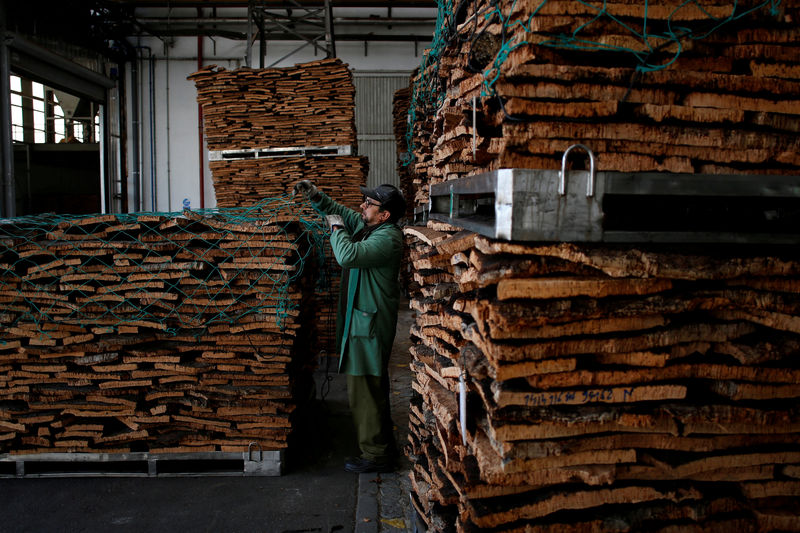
left=481, top=0, right=783, bottom=92
left=404, top=0, right=783, bottom=162
left=0, top=196, right=330, bottom=342
left=403, top=0, right=457, bottom=165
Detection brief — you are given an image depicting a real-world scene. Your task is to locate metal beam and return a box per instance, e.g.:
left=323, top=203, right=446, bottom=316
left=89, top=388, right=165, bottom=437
left=135, top=16, right=437, bottom=25
left=119, top=0, right=436, bottom=7
left=7, top=34, right=115, bottom=103
left=0, top=25, right=14, bottom=217
left=324, top=0, right=335, bottom=57
left=152, top=28, right=430, bottom=42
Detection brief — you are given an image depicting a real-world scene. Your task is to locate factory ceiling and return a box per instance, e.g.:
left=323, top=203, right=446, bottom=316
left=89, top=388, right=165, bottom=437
left=3, top=0, right=438, bottom=62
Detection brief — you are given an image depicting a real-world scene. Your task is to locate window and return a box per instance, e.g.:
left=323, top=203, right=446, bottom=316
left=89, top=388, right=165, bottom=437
left=73, top=122, right=85, bottom=142
left=31, top=81, right=45, bottom=143
left=10, top=74, right=72, bottom=143
left=54, top=105, right=66, bottom=143
left=10, top=75, right=23, bottom=141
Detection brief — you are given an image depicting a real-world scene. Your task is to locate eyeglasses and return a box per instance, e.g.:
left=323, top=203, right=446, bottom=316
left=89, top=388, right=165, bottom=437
left=362, top=196, right=382, bottom=208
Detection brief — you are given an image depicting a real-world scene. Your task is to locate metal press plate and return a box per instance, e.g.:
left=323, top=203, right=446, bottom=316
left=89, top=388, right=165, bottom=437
left=428, top=169, right=800, bottom=244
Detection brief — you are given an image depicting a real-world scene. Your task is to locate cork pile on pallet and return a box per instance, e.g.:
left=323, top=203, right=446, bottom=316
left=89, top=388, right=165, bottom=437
left=190, top=58, right=369, bottom=356
left=210, top=156, right=367, bottom=211
left=0, top=211, right=318, bottom=454
left=210, top=163, right=358, bottom=360
left=189, top=58, right=358, bottom=151
left=405, top=223, right=800, bottom=531
left=406, top=0, right=800, bottom=206
left=403, top=224, right=800, bottom=532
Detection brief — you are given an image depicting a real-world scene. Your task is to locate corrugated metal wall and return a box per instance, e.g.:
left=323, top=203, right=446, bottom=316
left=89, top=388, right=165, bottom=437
left=353, top=72, right=412, bottom=189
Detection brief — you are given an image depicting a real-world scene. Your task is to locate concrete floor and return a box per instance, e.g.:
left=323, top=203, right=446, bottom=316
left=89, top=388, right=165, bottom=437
left=0, top=302, right=417, bottom=533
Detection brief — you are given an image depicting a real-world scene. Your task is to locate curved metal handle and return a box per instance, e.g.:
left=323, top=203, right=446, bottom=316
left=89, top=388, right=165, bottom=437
left=560, top=144, right=596, bottom=197
left=248, top=441, right=262, bottom=462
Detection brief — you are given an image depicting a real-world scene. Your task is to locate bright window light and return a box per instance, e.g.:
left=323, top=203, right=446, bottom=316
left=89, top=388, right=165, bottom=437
left=54, top=104, right=65, bottom=143
left=9, top=75, right=93, bottom=144
left=33, top=97, right=45, bottom=143
left=11, top=92, right=23, bottom=141
left=73, top=122, right=85, bottom=142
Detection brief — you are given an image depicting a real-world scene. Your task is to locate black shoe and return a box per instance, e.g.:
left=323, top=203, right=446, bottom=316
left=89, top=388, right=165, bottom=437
left=344, top=456, right=394, bottom=474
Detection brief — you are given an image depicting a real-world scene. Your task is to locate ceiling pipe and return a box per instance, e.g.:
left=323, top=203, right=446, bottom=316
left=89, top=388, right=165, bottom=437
left=136, top=16, right=436, bottom=25
left=197, top=7, right=205, bottom=210
left=128, top=1, right=436, bottom=8
left=131, top=46, right=141, bottom=212
left=138, top=46, right=157, bottom=212
left=132, top=29, right=432, bottom=42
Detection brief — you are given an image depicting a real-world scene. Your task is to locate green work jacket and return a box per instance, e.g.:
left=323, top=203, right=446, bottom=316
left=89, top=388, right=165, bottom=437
left=313, top=192, right=403, bottom=376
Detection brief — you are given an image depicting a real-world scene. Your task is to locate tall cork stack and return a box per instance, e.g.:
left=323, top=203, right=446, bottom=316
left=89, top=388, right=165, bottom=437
left=0, top=209, right=319, bottom=456
left=405, top=0, right=800, bottom=206
left=190, top=58, right=369, bottom=357
left=400, top=0, right=800, bottom=530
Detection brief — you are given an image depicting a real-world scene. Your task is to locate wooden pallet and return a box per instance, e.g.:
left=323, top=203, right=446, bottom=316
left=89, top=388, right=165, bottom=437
left=0, top=450, right=284, bottom=477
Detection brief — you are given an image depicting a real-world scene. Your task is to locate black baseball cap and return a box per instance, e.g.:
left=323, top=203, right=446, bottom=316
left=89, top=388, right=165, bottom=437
left=360, top=184, right=406, bottom=222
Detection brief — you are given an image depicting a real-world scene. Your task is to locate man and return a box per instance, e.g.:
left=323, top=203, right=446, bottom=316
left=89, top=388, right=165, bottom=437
left=293, top=179, right=406, bottom=473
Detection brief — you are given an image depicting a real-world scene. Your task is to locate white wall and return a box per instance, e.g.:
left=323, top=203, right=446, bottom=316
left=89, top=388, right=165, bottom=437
left=125, top=34, right=429, bottom=212
left=127, top=56, right=216, bottom=213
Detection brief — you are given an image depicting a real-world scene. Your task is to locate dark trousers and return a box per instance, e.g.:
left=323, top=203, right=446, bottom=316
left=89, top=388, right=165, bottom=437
left=347, top=373, right=395, bottom=461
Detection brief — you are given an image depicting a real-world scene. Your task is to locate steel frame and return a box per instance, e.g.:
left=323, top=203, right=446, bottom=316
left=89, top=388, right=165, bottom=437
left=247, top=0, right=335, bottom=68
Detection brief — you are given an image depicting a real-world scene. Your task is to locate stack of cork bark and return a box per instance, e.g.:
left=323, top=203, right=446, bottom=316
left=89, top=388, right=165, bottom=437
left=191, top=58, right=368, bottom=356
left=209, top=156, right=367, bottom=211
left=190, top=58, right=357, bottom=151
left=0, top=210, right=318, bottom=454
left=399, top=0, right=800, bottom=530
left=404, top=225, right=800, bottom=532
left=405, top=0, right=800, bottom=205
left=189, top=57, right=366, bottom=210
